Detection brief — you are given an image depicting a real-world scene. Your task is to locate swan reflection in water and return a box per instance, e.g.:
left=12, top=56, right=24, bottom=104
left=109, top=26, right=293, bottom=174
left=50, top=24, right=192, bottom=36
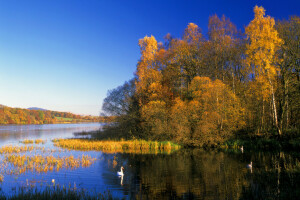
left=120, top=174, right=123, bottom=185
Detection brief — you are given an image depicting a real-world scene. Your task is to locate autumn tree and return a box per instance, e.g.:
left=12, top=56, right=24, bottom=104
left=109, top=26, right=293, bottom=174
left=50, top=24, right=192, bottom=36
left=245, top=6, right=283, bottom=134
left=100, top=6, right=299, bottom=145
left=134, top=35, right=171, bottom=139
left=206, top=14, right=239, bottom=82
left=168, top=23, right=204, bottom=98
left=169, top=76, right=245, bottom=147
left=276, top=16, right=300, bottom=131
left=135, top=35, right=160, bottom=104
left=101, top=79, right=141, bottom=138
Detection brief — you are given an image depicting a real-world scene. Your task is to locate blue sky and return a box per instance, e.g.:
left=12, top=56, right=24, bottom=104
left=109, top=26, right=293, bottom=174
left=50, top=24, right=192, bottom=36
left=0, top=0, right=299, bottom=116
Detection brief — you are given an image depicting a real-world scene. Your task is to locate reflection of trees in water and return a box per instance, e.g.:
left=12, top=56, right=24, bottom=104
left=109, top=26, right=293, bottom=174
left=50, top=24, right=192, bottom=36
left=101, top=150, right=300, bottom=199
left=123, top=149, right=248, bottom=200
left=241, top=151, right=300, bottom=200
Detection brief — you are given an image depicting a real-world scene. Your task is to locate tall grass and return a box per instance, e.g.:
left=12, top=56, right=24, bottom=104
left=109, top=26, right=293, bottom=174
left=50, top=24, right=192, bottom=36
left=0, top=145, right=36, bottom=154
left=2, top=154, right=96, bottom=175
left=0, top=144, right=97, bottom=177
left=0, top=185, right=114, bottom=200
left=20, top=139, right=46, bottom=144
left=53, top=139, right=180, bottom=153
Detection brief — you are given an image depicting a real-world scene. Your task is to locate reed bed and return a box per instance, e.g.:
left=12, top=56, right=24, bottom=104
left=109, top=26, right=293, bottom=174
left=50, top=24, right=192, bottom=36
left=1, top=154, right=96, bottom=175
left=100, top=148, right=176, bottom=154
left=0, top=143, right=97, bottom=181
left=34, top=139, right=46, bottom=144
left=0, top=185, right=113, bottom=200
left=20, top=139, right=46, bottom=144
left=53, top=139, right=180, bottom=153
left=0, top=145, right=37, bottom=154
left=0, top=146, right=68, bottom=155
left=20, top=139, right=34, bottom=144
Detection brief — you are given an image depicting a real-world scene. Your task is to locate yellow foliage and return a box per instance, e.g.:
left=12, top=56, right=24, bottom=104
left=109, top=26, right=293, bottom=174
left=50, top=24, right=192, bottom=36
left=136, top=35, right=165, bottom=106
left=138, top=35, right=158, bottom=63
left=245, top=6, right=283, bottom=95
left=171, top=77, right=246, bottom=146
left=141, top=100, right=168, bottom=137
left=183, top=23, right=202, bottom=44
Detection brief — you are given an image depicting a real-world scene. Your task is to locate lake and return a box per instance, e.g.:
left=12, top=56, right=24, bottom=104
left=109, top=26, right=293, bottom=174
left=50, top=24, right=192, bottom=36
left=0, top=123, right=299, bottom=199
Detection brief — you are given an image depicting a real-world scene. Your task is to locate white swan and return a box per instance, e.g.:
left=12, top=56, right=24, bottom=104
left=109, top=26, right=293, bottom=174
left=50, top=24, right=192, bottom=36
left=117, top=166, right=124, bottom=176
left=247, top=161, right=252, bottom=168
left=247, top=161, right=253, bottom=173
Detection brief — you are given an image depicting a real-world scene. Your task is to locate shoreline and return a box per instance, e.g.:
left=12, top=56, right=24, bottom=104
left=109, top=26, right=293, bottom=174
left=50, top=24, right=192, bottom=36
left=0, top=122, right=102, bottom=126
left=75, top=129, right=300, bottom=151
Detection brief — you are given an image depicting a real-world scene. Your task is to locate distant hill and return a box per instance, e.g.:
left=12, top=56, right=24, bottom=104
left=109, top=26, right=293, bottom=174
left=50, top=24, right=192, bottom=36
left=28, top=107, right=48, bottom=111
left=0, top=105, right=102, bottom=125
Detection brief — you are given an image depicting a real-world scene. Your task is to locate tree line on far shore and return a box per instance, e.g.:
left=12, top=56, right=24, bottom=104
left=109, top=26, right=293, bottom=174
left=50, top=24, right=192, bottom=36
left=101, top=6, right=300, bottom=147
left=0, top=105, right=101, bottom=125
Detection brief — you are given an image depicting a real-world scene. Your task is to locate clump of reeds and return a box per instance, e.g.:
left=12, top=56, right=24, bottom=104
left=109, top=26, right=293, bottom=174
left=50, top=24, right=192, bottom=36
left=34, top=139, right=46, bottom=144
left=20, top=139, right=34, bottom=144
left=52, top=139, right=180, bottom=153
left=20, top=139, right=46, bottom=145
left=0, top=145, right=36, bottom=154
left=2, top=154, right=96, bottom=175
left=220, top=139, right=244, bottom=150
left=0, top=185, right=113, bottom=200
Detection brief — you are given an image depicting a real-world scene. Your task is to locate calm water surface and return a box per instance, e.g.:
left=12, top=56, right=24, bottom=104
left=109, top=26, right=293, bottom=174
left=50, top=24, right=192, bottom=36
left=0, top=123, right=299, bottom=199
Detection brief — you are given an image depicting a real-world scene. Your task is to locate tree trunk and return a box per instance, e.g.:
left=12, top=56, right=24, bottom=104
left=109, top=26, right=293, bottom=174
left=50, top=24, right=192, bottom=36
left=286, top=81, right=289, bottom=129
left=232, top=71, right=235, bottom=94
left=269, top=75, right=281, bottom=135
left=262, top=99, right=264, bottom=131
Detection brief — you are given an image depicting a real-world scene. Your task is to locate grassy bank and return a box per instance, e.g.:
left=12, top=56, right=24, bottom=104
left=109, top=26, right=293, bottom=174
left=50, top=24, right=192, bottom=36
left=53, top=138, right=181, bottom=153
left=76, top=127, right=300, bottom=151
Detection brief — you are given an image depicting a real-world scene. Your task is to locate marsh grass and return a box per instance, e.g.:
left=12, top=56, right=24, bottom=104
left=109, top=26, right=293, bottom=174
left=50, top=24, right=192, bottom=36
left=0, top=145, right=37, bottom=154
left=20, top=139, right=46, bottom=145
left=20, top=139, right=34, bottom=144
left=0, top=143, right=97, bottom=178
left=34, top=139, right=46, bottom=144
left=1, top=154, right=96, bottom=175
left=220, top=139, right=243, bottom=150
left=0, top=185, right=114, bottom=200
left=53, top=139, right=180, bottom=153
